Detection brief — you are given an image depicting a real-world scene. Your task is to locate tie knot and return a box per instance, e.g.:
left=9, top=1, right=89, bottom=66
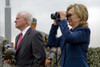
left=20, top=32, right=23, bottom=36
left=19, top=32, right=23, bottom=39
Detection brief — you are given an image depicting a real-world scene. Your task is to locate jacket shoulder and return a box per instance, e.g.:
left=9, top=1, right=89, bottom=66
left=31, top=30, right=43, bottom=38
left=76, top=26, right=90, bottom=32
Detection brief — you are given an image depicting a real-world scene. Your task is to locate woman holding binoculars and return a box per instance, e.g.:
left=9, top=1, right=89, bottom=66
left=47, top=3, right=90, bottom=67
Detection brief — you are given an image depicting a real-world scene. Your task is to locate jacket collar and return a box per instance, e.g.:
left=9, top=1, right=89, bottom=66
left=71, top=26, right=82, bottom=32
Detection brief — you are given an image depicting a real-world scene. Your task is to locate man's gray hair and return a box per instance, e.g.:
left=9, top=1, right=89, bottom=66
left=20, top=11, right=33, bottom=25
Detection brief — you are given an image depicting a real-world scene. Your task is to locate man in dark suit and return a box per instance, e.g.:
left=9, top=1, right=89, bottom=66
left=14, top=11, right=46, bottom=67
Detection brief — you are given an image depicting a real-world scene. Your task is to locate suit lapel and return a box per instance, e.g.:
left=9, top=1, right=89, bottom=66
left=15, top=34, right=20, bottom=49
left=16, top=27, right=32, bottom=51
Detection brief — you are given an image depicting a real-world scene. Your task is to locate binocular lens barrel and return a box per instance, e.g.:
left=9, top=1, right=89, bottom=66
left=51, top=12, right=72, bottom=20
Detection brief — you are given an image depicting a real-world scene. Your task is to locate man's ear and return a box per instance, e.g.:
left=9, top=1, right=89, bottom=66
left=24, top=18, right=28, bottom=23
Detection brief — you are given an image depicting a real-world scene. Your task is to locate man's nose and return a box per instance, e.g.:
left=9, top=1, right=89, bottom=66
left=15, top=20, right=17, bottom=23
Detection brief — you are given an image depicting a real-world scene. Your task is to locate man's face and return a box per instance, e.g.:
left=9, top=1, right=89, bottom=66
left=31, top=23, right=36, bottom=30
left=15, top=13, right=26, bottom=30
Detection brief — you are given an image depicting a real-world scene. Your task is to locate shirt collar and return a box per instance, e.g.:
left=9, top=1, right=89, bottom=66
left=21, top=26, right=30, bottom=38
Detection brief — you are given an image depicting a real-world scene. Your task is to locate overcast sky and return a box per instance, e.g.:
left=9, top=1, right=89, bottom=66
left=0, top=0, right=100, bottom=47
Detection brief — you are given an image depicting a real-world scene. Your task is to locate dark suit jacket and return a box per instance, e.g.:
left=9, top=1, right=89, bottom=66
left=48, top=19, right=90, bottom=67
left=15, top=27, right=46, bottom=67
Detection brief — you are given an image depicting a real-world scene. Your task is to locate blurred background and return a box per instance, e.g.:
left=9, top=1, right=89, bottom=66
left=0, top=0, right=100, bottom=47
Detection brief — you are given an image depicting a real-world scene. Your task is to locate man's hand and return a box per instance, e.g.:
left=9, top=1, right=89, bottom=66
left=5, top=59, right=10, bottom=64
left=45, top=59, right=51, bottom=67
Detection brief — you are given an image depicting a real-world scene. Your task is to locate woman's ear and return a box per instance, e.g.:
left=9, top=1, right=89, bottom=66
left=78, top=17, right=81, bottom=21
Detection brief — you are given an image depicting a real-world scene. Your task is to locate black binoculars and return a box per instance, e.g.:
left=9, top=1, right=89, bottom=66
left=51, top=12, right=72, bottom=21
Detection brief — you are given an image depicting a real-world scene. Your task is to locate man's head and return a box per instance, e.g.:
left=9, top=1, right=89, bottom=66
left=31, top=18, right=37, bottom=30
left=15, top=11, right=32, bottom=31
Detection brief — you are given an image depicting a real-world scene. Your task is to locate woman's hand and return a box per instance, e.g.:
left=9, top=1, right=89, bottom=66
left=59, top=11, right=66, bottom=20
left=53, top=20, right=57, bottom=25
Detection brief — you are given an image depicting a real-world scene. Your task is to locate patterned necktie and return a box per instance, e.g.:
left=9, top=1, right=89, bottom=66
left=16, top=33, right=23, bottom=50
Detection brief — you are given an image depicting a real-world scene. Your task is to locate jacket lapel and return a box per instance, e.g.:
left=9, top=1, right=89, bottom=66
left=15, top=34, right=20, bottom=49
left=16, top=27, right=32, bottom=51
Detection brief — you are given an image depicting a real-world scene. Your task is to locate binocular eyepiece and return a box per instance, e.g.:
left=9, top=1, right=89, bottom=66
left=51, top=12, right=72, bottom=20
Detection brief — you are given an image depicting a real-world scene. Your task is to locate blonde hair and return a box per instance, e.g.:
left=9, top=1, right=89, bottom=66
left=67, top=4, right=88, bottom=27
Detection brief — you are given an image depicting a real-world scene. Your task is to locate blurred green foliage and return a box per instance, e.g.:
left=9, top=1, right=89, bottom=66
left=87, top=47, right=100, bottom=67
